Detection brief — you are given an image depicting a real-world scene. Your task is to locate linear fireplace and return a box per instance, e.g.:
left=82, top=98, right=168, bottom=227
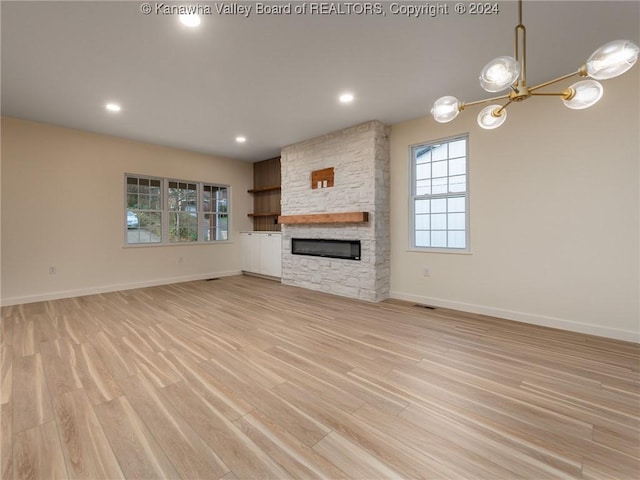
left=292, top=238, right=361, bottom=260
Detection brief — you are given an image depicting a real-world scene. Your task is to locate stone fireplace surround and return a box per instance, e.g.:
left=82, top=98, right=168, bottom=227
left=280, top=120, right=391, bottom=302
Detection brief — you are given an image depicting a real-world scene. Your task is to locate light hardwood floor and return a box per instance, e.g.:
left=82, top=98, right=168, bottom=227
left=1, top=275, right=638, bottom=479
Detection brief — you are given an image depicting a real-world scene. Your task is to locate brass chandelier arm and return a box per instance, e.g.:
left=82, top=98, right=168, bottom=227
left=456, top=60, right=587, bottom=115
left=527, top=67, right=587, bottom=93
left=460, top=93, right=511, bottom=110
left=495, top=100, right=512, bottom=116
left=530, top=92, right=570, bottom=97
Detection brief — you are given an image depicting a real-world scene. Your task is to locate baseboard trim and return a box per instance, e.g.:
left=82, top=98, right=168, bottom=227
left=0, top=270, right=242, bottom=307
left=390, top=291, right=639, bottom=343
left=242, top=271, right=282, bottom=282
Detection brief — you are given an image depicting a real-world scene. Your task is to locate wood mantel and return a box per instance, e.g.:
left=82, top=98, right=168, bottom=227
left=277, top=212, right=368, bottom=225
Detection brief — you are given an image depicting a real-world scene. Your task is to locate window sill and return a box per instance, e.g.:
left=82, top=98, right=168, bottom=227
left=406, top=247, right=472, bottom=255
left=123, top=240, right=233, bottom=249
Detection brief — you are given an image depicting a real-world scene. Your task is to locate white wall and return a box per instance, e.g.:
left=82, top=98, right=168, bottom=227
left=1, top=117, right=253, bottom=305
left=390, top=70, right=640, bottom=342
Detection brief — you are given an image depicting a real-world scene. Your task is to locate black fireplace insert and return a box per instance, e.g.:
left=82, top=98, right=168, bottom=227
left=291, top=238, right=361, bottom=260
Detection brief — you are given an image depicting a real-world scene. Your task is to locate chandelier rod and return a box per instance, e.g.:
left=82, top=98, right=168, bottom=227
left=515, top=0, right=526, bottom=85
left=518, top=0, right=522, bottom=25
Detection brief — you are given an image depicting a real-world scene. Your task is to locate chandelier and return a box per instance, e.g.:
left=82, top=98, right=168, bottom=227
left=430, top=0, right=639, bottom=129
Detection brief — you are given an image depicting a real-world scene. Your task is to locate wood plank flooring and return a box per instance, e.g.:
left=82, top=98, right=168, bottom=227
left=1, top=275, right=638, bottom=479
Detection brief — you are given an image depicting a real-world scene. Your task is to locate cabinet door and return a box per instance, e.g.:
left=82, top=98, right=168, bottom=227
left=260, top=233, right=282, bottom=278
left=240, top=233, right=261, bottom=273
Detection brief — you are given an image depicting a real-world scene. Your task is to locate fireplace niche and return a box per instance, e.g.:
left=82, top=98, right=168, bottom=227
left=291, top=238, right=361, bottom=260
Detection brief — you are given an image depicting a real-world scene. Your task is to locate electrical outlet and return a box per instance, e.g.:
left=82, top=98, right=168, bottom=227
left=49, top=266, right=57, bottom=275
left=423, top=266, right=430, bottom=277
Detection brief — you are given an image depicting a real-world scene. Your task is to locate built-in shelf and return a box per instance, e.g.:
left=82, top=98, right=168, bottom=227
left=249, top=157, right=281, bottom=231
left=248, top=186, right=281, bottom=194
left=248, top=212, right=281, bottom=217
left=278, top=212, right=368, bottom=225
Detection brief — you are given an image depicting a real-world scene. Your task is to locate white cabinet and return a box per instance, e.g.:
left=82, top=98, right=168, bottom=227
left=240, top=232, right=282, bottom=278
left=259, top=233, right=282, bottom=277
left=240, top=232, right=261, bottom=273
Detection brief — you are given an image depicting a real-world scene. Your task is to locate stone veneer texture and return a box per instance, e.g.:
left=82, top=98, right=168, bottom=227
left=280, top=120, right=390, bottom=302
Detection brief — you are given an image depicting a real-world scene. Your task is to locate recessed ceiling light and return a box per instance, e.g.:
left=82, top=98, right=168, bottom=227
left=180, top=14, right=201, bottom=27
left=339, top=93, right=354, bottom=103
left=236, top=136, right=246, bottom=143
left=105, top=103, right=121, bottom=112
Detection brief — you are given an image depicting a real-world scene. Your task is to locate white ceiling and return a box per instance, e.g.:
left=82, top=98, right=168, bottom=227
left=2, top=1, right=638, bottom=161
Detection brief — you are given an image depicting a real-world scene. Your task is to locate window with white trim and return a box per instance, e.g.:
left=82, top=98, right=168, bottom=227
left=411, top=135, right=469, bottom=250
left=168, top=181, right=198, bottom=242
left=126, top=176, right=163, bottom=244
left=202, top=184, right=229, bottom=241
left=125, top=174, right=229, bottom=245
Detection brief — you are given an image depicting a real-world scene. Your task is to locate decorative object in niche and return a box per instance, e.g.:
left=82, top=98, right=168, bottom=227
left=311, top=167, right=334, bottom=189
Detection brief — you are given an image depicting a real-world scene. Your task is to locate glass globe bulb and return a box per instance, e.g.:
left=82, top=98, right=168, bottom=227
left=586, top=40, right=639, bottom=80
left=562, top=80, right=603, bottom=110
left=477, top=104, right=507, bottom=129
left=431, top=96, right=460, bottom=123
left=479, top=56, right=520, bottom=92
